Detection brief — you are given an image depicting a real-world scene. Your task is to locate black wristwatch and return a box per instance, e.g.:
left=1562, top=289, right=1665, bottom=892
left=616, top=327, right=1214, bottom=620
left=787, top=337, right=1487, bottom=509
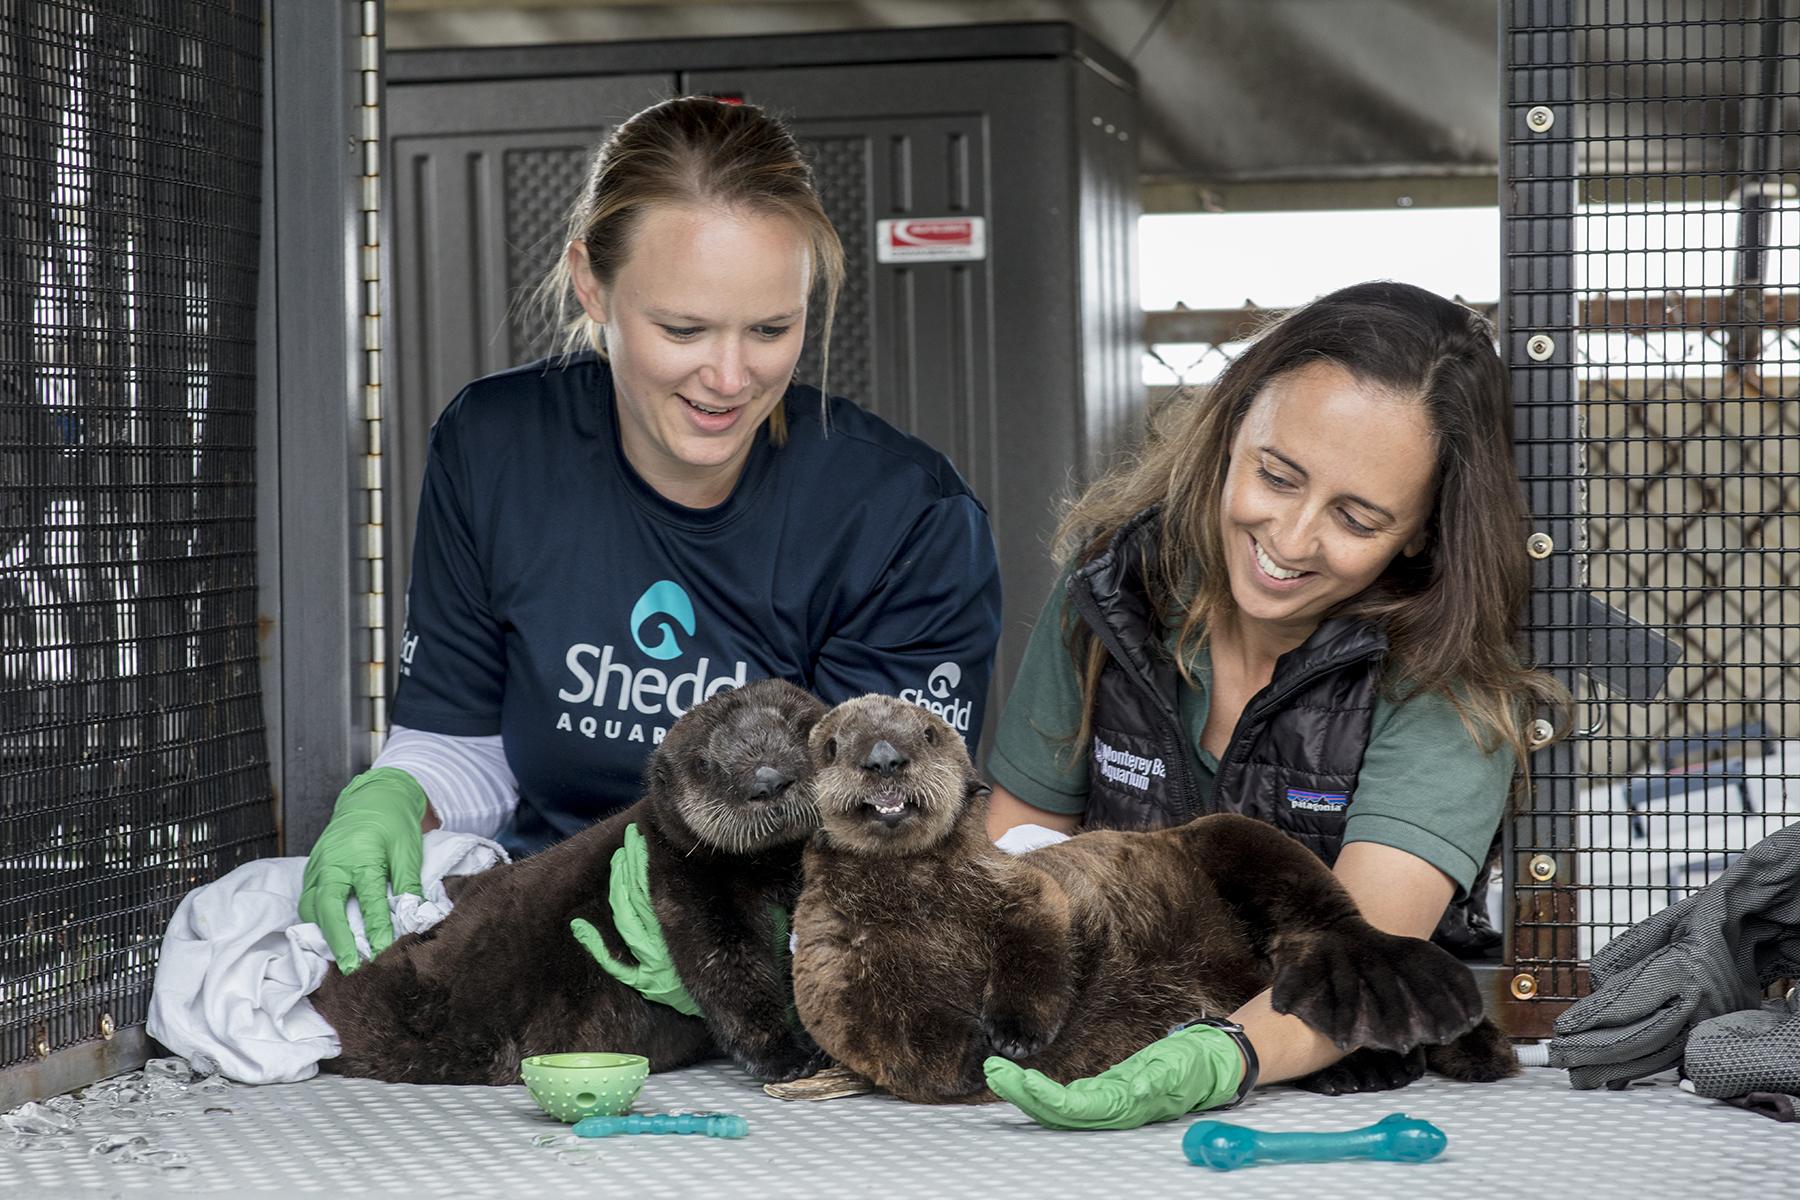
left=1169, top=1017, right=1260, bottom=1109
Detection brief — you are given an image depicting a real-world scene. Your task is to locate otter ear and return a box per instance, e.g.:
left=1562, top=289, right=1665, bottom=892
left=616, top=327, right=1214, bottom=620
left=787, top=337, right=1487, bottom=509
left=792, top=705, right=825, bottom=742
left=966, top=778, right=992, bottom=803
left=791, top=687, right=828, bottom=727
left=647, top=752, right=675, bottom=793
left=808, top=718, right=839, bottom=764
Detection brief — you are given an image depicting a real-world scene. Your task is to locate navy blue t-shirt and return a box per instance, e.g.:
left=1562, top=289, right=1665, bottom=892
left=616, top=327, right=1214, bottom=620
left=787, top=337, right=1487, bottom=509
left=392, top=353, right=1003, bottom=854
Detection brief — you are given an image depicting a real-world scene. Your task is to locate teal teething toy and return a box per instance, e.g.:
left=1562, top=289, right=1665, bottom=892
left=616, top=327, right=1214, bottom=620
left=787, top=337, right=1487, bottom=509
left=573, top=1113, right=748, bottom=1139
left=1183, top=1112, right=1447, bottom=1170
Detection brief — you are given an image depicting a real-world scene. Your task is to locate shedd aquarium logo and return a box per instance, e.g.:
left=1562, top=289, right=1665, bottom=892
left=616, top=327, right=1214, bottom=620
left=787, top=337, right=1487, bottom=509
left=629, top=579, right=693, bottom=660
left=899, top=661, right=971, bottom=732
left=554, top=580, right=747, bottom=745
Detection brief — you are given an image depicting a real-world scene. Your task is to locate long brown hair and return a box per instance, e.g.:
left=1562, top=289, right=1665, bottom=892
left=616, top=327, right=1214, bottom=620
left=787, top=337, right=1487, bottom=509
left=1058, top=281, right=1568, bottom=771
left=533, top=96, right=846, bottom=444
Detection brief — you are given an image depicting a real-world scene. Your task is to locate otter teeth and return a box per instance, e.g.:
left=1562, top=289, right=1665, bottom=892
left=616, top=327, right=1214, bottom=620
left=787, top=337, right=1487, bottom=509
left=870, top=800, right=905, bottom=815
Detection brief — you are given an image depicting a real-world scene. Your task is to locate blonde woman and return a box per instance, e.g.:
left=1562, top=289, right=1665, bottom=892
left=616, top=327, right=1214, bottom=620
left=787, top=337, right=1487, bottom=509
left=299, top=97, right=1001, bottom=975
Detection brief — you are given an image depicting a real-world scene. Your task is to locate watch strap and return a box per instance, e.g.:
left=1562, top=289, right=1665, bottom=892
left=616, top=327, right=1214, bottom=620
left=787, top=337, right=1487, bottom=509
left=1170, top=1016, right=1260, bottom=1109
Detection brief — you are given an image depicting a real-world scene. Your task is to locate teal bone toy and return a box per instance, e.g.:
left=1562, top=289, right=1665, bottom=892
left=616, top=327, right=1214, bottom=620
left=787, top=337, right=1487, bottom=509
left=1183, top=1113, right=1447, bottom=1170
left=573, top=1113, right=748, bottom=1139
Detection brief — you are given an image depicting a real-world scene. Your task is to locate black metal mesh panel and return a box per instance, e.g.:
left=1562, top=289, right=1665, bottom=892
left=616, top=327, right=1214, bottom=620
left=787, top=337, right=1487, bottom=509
left=0, top=3, right=273, bottom=1072
left=504, top=144, right=592, bottom=364
left=1505, top=0, right=1799, bottom=1005
left=797, top=134, right=872, bottom=403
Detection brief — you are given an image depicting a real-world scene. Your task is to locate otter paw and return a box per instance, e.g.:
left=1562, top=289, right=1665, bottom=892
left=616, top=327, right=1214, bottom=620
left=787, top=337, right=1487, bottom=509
left=981, top=1012, right=1056, bottom=1062
left=1271, top=927, right=1483, bottom=1053
left=1425, top=1018, right=1519, bottom=1082
left=741, top=1041, right=830, bottom=1085
left=1293, top=1047, right=1426, bottom=1096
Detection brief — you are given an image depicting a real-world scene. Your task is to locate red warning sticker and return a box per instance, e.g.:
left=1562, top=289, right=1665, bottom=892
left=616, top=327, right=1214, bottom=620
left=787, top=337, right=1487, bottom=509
left=876, top=217, right=987, bottom=263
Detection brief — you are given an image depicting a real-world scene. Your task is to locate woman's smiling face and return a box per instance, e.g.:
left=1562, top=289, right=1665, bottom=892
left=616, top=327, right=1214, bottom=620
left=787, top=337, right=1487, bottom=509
left=1218, top=359, right=1439, bottom=643
left=570, top=201, right=812, bottom=509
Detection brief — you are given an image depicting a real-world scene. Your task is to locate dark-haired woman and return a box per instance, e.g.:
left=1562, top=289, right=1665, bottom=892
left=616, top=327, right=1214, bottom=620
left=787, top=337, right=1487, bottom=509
left=295, top=96, right=1002, bottom=980
left=982, top=282, right=1565, bottom=1124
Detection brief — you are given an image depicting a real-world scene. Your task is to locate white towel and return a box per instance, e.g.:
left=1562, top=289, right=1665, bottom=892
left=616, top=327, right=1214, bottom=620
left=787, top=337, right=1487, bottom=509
left=147, top=832, right=508, bottom=1085
left=993, top=823, right=1073, bottom=856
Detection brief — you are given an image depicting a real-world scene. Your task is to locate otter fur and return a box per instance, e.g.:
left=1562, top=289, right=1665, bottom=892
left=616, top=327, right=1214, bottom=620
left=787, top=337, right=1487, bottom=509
left=312, top=677, right=828, bottom=1085
left=791, top=694, right=1517, bottom=1104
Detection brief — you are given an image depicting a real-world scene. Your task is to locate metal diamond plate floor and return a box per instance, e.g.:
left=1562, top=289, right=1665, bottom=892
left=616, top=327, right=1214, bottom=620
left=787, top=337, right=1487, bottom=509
left=3, top=1061, right=1792, bottom=1199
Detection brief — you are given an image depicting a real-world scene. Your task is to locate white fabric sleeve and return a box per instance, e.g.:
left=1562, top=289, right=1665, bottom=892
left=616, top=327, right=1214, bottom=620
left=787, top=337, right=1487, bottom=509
left=372, top=723, right=519, bottom=839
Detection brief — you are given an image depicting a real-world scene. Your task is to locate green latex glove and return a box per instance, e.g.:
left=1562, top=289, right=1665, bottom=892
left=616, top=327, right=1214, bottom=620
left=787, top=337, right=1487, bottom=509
left=297, top=768, right=427, bottom=975
left=983, top=1025, right=1247, bottom=1130
left=571, top=823, right=702, bottom=1016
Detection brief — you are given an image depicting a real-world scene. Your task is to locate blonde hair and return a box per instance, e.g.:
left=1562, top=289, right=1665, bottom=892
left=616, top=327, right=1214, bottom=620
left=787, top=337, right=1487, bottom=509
left=533, top=96, right=846, bottom=444
left=1059, top=282, right=1569, bottom=775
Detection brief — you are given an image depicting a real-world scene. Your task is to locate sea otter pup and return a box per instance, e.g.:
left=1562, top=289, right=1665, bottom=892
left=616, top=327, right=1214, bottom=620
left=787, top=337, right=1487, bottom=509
left=791, top=694, right=1515, bottom=1104
left=313, top=677, right=827, bottom=1085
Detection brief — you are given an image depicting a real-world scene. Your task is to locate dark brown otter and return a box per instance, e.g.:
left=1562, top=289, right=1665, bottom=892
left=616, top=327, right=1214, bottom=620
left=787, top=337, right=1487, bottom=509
left=312, top=677, right=828, bottom=1085
left=791, top=694, right=1516, bottom=1104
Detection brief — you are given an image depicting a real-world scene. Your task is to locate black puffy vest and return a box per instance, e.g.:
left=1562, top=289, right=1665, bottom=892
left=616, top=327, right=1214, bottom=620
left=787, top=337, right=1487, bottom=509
left=1066, top=506, right=1386, bottom=865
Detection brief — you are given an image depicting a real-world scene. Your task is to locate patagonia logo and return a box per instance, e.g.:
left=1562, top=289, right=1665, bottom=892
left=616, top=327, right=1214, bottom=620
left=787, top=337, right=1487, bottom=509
left=1286, top=789, right=1349, bottom=813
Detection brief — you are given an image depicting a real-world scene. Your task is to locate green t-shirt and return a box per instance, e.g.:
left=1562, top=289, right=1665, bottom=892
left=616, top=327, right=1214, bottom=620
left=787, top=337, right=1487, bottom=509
left=987, top=582, right=1513, bottom=900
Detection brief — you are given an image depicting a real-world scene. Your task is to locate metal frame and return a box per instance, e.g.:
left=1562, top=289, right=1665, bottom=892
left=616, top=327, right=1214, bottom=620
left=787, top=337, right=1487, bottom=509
left=385, top=22, right=1129, bottom=87
left=1500, top=0, right=1585, bottom=1033
left=0, top=1029, right=149, bottom=1113
left=1498, top=0, right=1799, bottom=1032
left=1140, top=175, right=1503, bottom=214
left=256, top=0, right=379, bottom=858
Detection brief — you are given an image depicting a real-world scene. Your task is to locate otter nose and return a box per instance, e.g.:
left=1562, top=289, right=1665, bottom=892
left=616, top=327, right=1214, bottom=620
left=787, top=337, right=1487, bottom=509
left=862, top=740, right=907, bottom=777
left=749, top=765, right=791, bottom=800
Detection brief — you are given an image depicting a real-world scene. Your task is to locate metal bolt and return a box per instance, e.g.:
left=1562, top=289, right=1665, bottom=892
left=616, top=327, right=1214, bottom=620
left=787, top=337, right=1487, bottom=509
left=1510, top=973, right=1539, bottom=1000
left=99, top=1013, right=116, bottom=1040
left=1527, top=532, right=1554, bottom=559
left=1529, top=854, right=1558, bottom=882
left=1525, top=105, right=1555, bottom=133
left=1526, top=333, right=1556, bottom=361
left=1529, top=718, right=1556, bottom=748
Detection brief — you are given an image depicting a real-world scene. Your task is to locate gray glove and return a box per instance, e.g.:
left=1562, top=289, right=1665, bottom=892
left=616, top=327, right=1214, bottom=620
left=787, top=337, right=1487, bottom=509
left=1548, top=821, right=1800, bottom=1089
left=1684, top=991, right=1800, bottom=1100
